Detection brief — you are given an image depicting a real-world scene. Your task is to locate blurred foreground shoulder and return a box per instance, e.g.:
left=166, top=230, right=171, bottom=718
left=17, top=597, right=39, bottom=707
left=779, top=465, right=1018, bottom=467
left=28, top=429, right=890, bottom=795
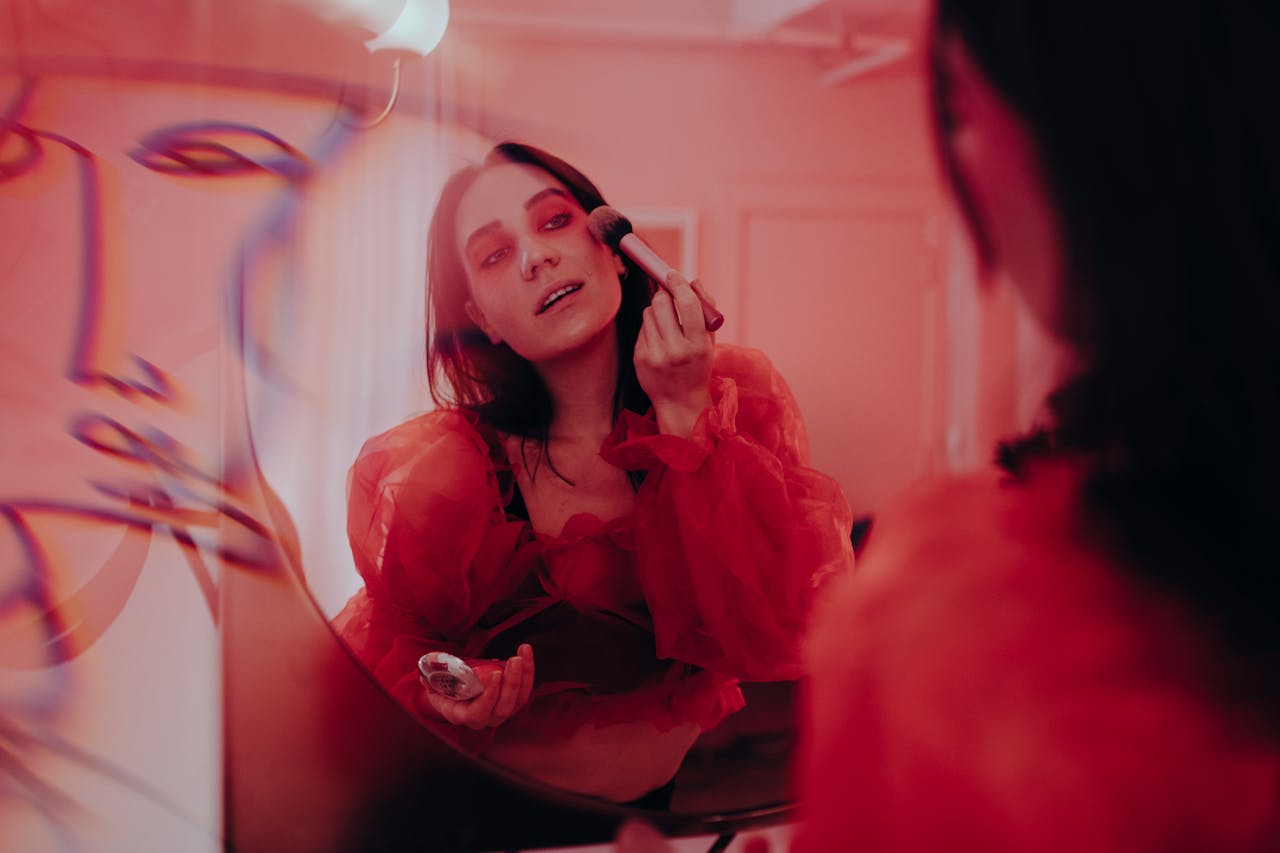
left=799, top=459, right=1280, bottom=851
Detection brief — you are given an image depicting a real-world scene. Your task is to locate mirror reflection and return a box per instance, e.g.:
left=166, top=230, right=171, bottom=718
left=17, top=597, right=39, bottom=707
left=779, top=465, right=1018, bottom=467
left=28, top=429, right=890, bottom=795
left=330, top=139, right=855, bottom=804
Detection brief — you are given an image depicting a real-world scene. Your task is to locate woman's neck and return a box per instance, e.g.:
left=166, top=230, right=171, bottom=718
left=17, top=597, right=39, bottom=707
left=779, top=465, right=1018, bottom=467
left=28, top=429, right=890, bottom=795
left=535, top=326, right=620, bottom=443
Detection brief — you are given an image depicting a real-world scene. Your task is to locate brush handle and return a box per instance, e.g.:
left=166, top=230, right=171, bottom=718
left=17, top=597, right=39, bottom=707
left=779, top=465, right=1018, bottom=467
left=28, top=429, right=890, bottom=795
left=619, top=233, right=725, bottom=332
left=692, top=286, right=726, bottom=332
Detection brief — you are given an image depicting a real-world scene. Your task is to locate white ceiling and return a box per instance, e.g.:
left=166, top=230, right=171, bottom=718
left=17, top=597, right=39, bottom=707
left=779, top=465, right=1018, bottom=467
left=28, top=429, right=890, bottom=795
left=448, top=0, right=925, bottom=83
left=450, top=0, right=924, bottom=41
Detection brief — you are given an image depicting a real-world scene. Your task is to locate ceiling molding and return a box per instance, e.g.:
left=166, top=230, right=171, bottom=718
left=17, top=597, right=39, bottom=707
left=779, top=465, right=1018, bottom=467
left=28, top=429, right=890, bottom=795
left=447, top=1, right=917, bottom=85
left=727, top=0, right=828, bottom=39
left=448, top=7, right=845, bottom=49
left=817, top=37, right=912, bottom=85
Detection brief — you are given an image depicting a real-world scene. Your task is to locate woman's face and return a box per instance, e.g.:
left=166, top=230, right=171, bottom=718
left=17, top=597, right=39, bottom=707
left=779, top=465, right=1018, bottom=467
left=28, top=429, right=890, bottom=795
left=935, top=34, right=1066, bottom=336
left=455, top=162, right=626, bottom=364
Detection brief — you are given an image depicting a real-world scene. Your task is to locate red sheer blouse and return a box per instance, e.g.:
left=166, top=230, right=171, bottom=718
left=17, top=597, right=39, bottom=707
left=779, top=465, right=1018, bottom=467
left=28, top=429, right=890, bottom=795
left=334, top=344, right=855, bottom=749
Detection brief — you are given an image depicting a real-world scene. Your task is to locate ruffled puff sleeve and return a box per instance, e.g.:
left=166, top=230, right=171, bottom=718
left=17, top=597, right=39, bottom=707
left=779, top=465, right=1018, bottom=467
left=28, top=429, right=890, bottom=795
left=333, top=410, right=537, bottom=740
left=600, top=344, right=855, bottom=682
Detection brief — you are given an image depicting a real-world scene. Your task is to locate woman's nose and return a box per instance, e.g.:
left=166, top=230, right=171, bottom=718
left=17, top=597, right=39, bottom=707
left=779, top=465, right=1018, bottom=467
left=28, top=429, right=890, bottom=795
left=519, top=240, right=559, bottom=281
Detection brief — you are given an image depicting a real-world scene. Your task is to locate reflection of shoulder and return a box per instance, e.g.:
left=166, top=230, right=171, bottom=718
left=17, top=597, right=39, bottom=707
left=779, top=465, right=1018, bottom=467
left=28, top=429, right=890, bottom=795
left=358, top=408, right=483, bottom=454
left=710, top=342, right=801, bottom=410
left=350, top=407, right=492, bottom=494
left=709, top=343, right=808, bottom=456
left=711, top=342, right=780, bottom=388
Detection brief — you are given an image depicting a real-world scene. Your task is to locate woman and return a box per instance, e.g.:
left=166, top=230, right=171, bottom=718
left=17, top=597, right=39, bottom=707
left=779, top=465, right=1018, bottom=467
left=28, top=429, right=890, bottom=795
left=795, top=2, right=1280, bottom=850
left=335, top=143, right=855, bottom=803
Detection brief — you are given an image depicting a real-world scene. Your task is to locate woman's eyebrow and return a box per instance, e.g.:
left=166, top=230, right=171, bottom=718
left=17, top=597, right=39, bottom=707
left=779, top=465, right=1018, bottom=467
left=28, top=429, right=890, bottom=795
left=524, top=187, right=572, bottom=210
left=464, top=221, right=501, bottom=254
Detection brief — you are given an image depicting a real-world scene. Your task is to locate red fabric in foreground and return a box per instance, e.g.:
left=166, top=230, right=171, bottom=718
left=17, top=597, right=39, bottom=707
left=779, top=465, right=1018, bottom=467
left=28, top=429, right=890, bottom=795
left=334, top=344, right=854, bottom=751
left=794, top=457, right=1280, bottom=852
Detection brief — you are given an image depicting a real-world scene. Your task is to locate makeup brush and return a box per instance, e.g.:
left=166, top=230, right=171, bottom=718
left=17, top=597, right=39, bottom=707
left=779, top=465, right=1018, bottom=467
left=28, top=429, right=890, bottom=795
left=588, top=205, right=724, bottom=332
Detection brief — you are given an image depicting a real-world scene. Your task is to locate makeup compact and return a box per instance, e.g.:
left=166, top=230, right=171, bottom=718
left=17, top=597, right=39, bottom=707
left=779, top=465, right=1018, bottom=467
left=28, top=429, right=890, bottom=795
left=418, top=652, right=503, bottom=701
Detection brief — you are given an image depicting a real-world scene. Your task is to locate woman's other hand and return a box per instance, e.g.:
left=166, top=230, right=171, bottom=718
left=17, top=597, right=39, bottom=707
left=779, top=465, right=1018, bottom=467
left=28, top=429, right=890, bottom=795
left=634, top=271, right=715, bottom=438
left=421, top=644, right=535, bottom=729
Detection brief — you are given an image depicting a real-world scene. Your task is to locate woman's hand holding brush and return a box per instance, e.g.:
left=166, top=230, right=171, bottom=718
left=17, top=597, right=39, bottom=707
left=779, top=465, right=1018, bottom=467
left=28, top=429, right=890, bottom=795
left=633, top=269, right=715, bottom=439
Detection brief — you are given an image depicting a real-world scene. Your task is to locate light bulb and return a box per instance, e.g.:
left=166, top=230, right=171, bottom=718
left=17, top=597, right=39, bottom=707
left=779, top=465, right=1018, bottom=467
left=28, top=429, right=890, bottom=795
left=363, top=0, right=449, bottom=57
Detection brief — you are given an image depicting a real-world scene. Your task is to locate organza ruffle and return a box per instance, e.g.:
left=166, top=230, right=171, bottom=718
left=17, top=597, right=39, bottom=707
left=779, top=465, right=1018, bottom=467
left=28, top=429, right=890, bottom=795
left=602, top=345, right=855, bottom=682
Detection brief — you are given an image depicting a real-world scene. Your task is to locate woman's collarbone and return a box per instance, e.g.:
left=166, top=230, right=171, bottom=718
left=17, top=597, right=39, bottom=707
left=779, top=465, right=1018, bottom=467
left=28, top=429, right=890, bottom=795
left=521, top=457, right=635, bottom=534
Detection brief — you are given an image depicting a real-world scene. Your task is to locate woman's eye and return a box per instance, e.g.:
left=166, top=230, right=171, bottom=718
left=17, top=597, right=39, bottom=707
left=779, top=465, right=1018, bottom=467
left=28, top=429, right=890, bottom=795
left=541, top=212, right=571, bottom=231
left=480, top=247, right=510, bottom=268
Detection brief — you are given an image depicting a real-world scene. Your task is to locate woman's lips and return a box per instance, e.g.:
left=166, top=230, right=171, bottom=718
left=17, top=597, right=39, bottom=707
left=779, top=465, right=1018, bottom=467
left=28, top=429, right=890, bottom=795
left=536, top=281, right=584, bottom=315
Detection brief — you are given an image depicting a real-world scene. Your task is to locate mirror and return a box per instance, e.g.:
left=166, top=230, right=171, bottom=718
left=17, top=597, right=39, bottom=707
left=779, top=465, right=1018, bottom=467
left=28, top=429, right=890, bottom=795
left=266, top=0, right=946, bottom=820
left=3, top=0, right=1054, bottom=849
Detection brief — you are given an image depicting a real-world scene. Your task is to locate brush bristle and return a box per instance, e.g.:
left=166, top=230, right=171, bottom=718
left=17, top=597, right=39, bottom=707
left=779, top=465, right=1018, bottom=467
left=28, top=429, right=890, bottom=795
left=588, top=205, right=633, bottom=248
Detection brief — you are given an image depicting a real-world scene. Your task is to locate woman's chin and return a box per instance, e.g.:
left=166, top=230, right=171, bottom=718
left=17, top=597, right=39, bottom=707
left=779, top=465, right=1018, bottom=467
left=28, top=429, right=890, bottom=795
left=519, top=313, right=620, bottom=365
